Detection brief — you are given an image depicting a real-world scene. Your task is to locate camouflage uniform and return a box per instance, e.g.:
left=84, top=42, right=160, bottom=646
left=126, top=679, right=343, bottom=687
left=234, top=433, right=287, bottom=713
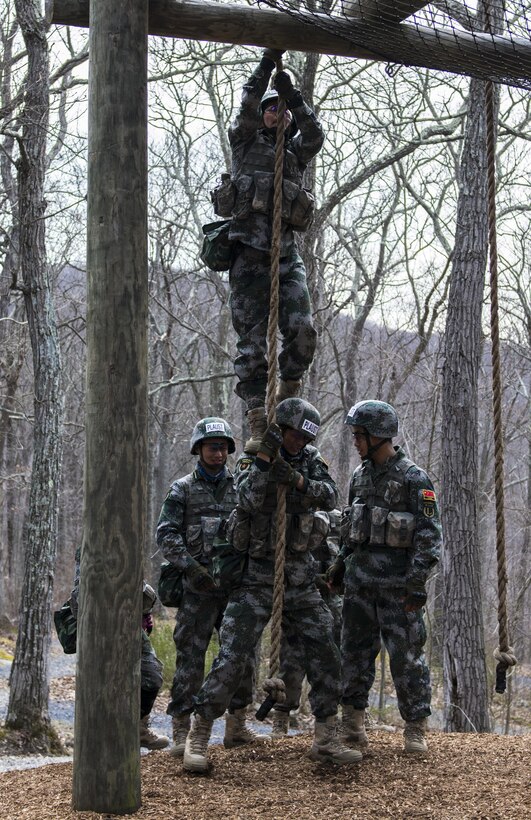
left=193, top=445, right=342, bottom=722
left=156, top=465, right=254, bottom=718
left=276, top=512, right=343, bottom=715
left=227, top=56, right=324, bottom=407
left=341, top=446, right=442, bottom=722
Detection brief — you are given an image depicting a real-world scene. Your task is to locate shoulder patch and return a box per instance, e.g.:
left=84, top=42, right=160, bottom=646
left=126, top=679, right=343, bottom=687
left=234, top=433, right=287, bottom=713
left=421, top=489, right=436, bottom=502
left=238, top=457, right=253, bottom=472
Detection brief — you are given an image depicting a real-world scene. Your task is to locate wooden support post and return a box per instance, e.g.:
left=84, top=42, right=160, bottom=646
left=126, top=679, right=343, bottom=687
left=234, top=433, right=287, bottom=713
left=72, top=0, right=148, bottom=812
left=49, top=0, right=531, bottom=88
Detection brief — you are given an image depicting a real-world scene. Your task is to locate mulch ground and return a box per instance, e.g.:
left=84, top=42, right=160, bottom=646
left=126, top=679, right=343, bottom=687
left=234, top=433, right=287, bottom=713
left=0, top=731, right=529, bottom=819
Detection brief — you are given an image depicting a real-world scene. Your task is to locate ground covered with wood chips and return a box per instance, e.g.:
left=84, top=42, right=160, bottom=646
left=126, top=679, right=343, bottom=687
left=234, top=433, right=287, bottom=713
left=0, top=731, right=529, bottom=819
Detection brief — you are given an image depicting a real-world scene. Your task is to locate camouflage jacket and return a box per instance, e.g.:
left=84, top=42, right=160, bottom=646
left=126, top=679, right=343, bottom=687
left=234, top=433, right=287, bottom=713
left=228, top=59, right=324, bottom=254
left=342, top=447, right=442, bottom=588
left=156, top=466, right=237, bottom=572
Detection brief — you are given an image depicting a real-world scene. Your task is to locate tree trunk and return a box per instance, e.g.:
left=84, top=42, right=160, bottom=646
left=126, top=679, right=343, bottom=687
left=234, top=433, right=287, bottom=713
left=6, top=0, right=64, bottom=751
left=441, top=76, right=493, bottom=733
left=72, top=0, right=149, bottom=812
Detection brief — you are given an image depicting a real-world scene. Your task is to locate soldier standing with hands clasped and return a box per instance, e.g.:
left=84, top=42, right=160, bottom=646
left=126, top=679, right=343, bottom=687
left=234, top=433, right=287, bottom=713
left=327, top=401, right=442, bottom=754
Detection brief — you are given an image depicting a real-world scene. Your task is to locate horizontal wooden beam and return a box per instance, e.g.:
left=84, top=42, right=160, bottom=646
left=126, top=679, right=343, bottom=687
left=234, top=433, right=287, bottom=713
left=48, top=0, right=531, bottom=88
left=342, top=0, right=431, bottom=26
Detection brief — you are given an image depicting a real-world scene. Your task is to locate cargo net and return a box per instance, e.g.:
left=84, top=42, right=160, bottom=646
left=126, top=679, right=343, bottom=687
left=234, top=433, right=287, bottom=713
left=255, top=0, right=531, bottom=91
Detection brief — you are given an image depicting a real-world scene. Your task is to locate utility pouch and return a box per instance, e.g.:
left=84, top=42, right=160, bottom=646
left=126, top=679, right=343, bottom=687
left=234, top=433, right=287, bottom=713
left=210, top=173, right=236, bottom=218
left=252, top=171, right=273, bottom=213
left=369, top=506, right=388, bottom=545
left=290, top=187, right=315, bottom=231
left=185, top=523, right=204, bottom=558
left=201, top=516, right=221, bottom=556
left=53, top=601, right=77, bottom=654
left=288, top=511, right=315, bottom=553
left=232, top=174, right=253, bottom=219
left=227, top=507, right=251, bottom=553
left=349, top=503, right=370, bottom=544
left=307, top=510, right=330, bottom=553
left=211, top=537, right=248, bottom=591
left=200, top=220, right=233, bottom=272
left=157, top=561, right=184, bottom=608
left=386, top=511, right=415, bottom=548
left=281, top=179, right=299, bottom=221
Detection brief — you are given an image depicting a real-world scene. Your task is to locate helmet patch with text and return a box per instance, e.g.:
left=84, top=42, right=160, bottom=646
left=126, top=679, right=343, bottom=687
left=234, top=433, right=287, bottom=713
left=302, top=419, right=319, bottom=437
left=205, top=422, right=225, bottom=434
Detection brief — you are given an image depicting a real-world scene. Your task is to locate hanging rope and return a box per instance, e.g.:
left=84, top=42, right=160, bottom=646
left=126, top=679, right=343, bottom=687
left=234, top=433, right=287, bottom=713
left=485, top=78, right=517, bottom=694
left=256, top=58, right=289, bottom=719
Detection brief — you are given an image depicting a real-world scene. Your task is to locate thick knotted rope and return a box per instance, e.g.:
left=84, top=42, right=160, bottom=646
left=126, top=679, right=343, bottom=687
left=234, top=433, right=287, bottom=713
left=256, top=58, right=288, bottom=718
left=485, top=77, right=517, bottom=694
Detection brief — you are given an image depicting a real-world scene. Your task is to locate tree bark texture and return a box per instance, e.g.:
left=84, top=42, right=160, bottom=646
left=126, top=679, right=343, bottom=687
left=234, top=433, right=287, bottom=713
left=72, top=0, right=149, bottom=813
left=6, top=0, right=64, bottom=746
left=49, top=0, right=531, bottom=90
left=441, top=76, right=493, bottom=733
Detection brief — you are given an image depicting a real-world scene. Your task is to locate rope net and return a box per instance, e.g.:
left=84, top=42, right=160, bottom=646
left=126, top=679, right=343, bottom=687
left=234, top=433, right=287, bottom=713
left=254, top=0, right=531, bottom=90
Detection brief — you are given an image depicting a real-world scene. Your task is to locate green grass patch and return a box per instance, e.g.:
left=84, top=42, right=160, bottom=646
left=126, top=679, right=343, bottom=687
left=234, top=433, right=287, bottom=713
left=150, top=618, right=221, bottom=692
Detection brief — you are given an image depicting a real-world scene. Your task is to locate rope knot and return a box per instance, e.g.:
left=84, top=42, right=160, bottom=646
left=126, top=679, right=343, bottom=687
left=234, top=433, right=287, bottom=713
left=263, top=677, right=286, bottom=704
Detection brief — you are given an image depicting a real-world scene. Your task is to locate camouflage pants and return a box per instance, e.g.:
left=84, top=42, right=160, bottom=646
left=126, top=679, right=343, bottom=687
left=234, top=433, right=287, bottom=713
left=229, top=244, right=317, bottom=407
left=341, top=579, right=431, bottom=722
left=167, top=586, right=254, bottom=718
left=194, top=581, right=341, bottom=721
left=277, top=592, right=342, bottom=713
left=141, top=629, right=164, bottom=718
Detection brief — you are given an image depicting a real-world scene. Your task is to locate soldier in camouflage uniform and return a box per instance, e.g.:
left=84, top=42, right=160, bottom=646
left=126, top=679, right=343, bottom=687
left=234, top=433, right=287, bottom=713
left=70, top=564, right=169, bottom=750
left=327, top=401, right=442, bottom=754
left=217, top=48, right=324, bottom=448
left=156, top=417, right=257, bottom=757
left=270, top=508, right=343, bottom=737
left=183, top=399, right=362, bottom=772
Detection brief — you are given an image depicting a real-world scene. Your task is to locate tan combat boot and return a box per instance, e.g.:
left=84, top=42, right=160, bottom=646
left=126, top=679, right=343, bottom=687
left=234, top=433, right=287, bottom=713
left=276, top=379, right=301, bottom=403
left=404, top=718, right=428, bottom=753
left=271, top=709, right=290, bottom=738
left=341, top=705, right=368, bottom=746
left=224, top=707, right=264, bottom=748
left=365, top=710, right=395, bottom=733
left=183, top=713, right=214, bottom=773
left=139, top=715, right=170, bottom=750
left=244, top=407, right=267, bottom=454
left=169, top=713, right=191, bottom=758
left=310, top=716, right=363, bottom=765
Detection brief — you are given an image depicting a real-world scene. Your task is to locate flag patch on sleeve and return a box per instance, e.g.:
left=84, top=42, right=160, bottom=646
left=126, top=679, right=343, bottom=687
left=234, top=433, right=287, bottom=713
left=421, top=489, right=436, bottom=502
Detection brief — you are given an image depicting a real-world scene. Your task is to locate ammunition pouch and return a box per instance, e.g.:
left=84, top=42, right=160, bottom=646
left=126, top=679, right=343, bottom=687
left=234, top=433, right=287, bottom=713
left=210, top=174, right=236, bottom=218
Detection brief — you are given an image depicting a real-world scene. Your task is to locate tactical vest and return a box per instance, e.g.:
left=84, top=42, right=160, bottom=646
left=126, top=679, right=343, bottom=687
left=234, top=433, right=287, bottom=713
left=182, top=471, right=237, bottom=560
left=347, top=455, right=416, bottom=549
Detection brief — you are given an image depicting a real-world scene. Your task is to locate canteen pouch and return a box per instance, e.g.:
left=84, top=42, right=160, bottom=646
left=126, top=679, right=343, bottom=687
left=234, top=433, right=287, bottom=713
left=385, top=511, right=415, bottom=548
left=200, top=220, right=233, bottom=272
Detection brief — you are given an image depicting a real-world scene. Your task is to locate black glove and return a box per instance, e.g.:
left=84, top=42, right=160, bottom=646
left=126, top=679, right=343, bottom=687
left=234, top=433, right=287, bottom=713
left=271, top=457, right=306, bottom=491
left=273, top=70, right=297, bottom=101
left=263, top=48, right=284, bottom=64
left=325, top=556, right=345, bottom=591
left=258, top=422, right=283, bottom=460
left=403, top=581, right=427, bottom=612
left=187, top=562, right=218, bottom=594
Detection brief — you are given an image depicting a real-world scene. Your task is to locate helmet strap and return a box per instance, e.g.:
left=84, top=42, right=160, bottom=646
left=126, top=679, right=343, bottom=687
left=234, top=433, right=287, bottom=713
left=366, top=436, right=390, bottom=458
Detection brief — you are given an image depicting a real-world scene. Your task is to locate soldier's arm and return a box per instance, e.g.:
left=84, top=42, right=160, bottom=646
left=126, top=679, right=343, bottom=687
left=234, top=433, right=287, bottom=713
left=228, top=56, right=276, bottom=147
left=156, top=481, right=196, bottom=572
left=290, top=99, right=325, bottom=166
left=405, top=467, right=442, bottom=587
left=302, top=451, right=338, bottom=511
left=235, top=454, right=270, bottom=512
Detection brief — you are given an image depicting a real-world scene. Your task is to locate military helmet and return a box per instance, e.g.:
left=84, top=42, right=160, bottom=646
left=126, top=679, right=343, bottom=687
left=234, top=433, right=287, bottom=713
left=261, top=88, right=279, bottom=112
left=190, top=417, right=236, bottom=455
left=142, top=581, right=157, bottom=615
left=345, top=400, right=398, bottom=438
left=276, top=398, right=320, bottom=440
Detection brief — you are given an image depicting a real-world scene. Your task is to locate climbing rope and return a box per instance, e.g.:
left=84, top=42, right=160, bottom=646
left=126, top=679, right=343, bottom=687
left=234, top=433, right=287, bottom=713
left=485, top=78, right=517, bottom=694
left=256, top=57, right=289, bottom=718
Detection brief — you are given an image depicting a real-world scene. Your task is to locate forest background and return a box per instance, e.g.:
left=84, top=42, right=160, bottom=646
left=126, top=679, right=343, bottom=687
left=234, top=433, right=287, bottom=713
left=0, top=0, right=529, bottom=748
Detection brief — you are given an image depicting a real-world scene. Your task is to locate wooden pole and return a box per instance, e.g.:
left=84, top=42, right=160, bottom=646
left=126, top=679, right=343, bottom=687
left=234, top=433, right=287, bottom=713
left=72, top=0, right=148, bottom=812
left=49, top=0, right=531, bottom=88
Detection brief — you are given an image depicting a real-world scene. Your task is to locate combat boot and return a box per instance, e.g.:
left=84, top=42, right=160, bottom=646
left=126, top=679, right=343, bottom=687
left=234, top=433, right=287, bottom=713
left=169, top=713, right=191, bottom=758
left=310, top=716, right=362, bottom=765
left=183, top=713, right=214, bottom=773
left=244, top=407, right=267, bottom=454
left=341, top=705, right=368, bottom=746
left=365, top=710, right=395, bottom=733
left=271, top=709, right=290, bottom=738
left=139, top=715, right=170, bottom=750
left=276, top=378, right=301, bottom=403
left=404, top=718, right=428, bottom=753
left=224, top=707, right=264, bottom=748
